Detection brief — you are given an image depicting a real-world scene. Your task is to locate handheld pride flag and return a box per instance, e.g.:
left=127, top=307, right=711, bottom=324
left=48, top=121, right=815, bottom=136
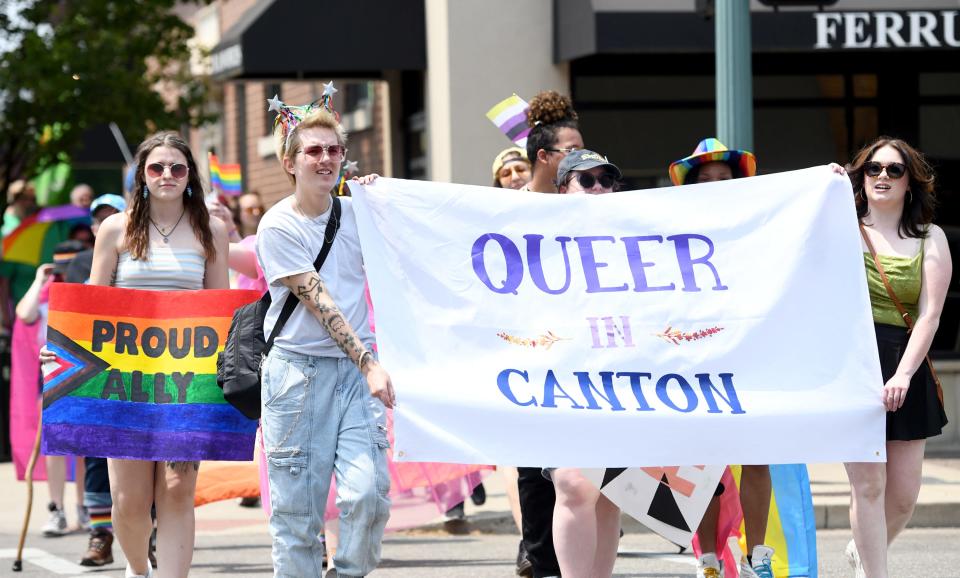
left=41, top=285, right=260, bottom=462
left=1, top=205, right=91, bottom=266
left=208, top=153, right=243, bottom=196
left=486, top=94, right=531, bottom=148
left=693, top=464, right=818, bottom=578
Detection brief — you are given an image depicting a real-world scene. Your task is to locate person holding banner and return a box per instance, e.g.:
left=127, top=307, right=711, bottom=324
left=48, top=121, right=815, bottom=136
left=843, top=137, right=951, bottom=578
left=16, top=241, right=90, bottom=537
left=75, top=131, right=229, bottom=578
left=517, top=90, right=585, bottom=578
left=671, top=139, right=785, bottom=578
left=522, top=91, right=584, bottom=194
left=548, top=150, right=624, bottom=577
left=257, top=97, right=393, bottom=578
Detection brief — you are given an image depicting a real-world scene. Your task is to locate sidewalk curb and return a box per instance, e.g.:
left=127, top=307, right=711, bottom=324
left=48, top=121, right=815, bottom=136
left=412, top=503, right=960, bottom=536
left=817, top=502, right=960, bottom=530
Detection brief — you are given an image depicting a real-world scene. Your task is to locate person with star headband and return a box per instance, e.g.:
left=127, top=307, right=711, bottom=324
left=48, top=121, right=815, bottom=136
left=256, top=89, right=395, bottom=577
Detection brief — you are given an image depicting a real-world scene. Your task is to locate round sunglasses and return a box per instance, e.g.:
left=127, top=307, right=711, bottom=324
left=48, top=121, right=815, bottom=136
left=146, top=163, right=189, bottom=179
left=568, top=171, right=617, bottom=190
left=864, top=161, right=906, bottom=179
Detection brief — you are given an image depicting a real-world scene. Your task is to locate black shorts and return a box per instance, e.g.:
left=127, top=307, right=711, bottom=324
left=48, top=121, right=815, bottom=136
left=875, top=323, right=948, bottom=441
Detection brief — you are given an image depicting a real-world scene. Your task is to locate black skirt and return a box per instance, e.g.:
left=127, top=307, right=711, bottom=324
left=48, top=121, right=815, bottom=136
left=875, top=323, right=949, bottom=441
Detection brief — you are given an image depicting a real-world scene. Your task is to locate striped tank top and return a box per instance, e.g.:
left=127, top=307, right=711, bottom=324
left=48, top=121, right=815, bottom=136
left=114, top=246, right=206, bottom=291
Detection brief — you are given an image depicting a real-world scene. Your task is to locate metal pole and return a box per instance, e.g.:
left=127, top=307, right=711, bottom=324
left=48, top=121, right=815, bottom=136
left=715, top=0, right=754, bottom=152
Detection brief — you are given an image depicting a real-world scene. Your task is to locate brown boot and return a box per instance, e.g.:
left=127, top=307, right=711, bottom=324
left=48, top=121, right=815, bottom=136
left=79, top=531, right=114, bottom=567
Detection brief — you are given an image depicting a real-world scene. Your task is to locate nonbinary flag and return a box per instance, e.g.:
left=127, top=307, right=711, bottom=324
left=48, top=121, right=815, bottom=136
left=486, top=94, right=531, bottom=148
left=41, top=285, right=260, bottom=462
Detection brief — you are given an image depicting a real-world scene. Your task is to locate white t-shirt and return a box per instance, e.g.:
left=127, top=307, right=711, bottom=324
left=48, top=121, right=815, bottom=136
left=256, top=194, right=374, bottom=358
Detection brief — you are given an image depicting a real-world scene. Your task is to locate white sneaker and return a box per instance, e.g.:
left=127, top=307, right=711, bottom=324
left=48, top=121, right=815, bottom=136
left=845, top=539, right=866, bottom=578
left=697, top=552, right=722, bottom=578
left=76, top=505, right=91, bottom=531
left=41, top=502, right=68, bottom=537
left=740, top=545, right=774, bottom=578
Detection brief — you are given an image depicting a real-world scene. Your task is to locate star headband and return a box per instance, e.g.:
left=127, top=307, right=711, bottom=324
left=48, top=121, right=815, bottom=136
left=268, top=81, right=340, bottom=148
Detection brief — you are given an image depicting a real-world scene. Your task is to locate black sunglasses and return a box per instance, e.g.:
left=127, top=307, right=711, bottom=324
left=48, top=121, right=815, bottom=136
left=864, top=161, right=907, bottom=179
left=569, top=172, right=617, bottom=190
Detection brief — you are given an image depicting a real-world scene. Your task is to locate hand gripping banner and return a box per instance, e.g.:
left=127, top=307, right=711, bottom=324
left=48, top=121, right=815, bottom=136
left=41, top=285, right=260, bottom=462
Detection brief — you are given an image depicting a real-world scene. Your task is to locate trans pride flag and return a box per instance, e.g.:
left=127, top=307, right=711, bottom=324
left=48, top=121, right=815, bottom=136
left=41, top=285, right=260, bottom=462
left=208, top=153, right=242, bottom=195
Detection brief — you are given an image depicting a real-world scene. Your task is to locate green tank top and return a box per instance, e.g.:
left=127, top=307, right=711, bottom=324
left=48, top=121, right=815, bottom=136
left=863, top=238, right=923, bottom=327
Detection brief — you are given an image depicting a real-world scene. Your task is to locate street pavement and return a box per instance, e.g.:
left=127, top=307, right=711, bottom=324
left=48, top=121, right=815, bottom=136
left=1, top=459, right=959, bottom=576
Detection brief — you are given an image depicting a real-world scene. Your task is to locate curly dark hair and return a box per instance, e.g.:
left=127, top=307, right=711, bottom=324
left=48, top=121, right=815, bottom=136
left=525, top=91, right=580, bottom=174
left=127, top=131, right=216, bottom=261
left=848, top=136, right=936, bottom=239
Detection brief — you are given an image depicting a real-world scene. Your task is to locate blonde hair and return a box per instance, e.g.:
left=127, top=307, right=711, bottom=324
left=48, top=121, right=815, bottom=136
left=274, top=108, right=347, bottom=185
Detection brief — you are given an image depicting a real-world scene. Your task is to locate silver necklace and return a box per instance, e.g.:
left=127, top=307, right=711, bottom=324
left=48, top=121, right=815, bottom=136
left=149, top=210, right=186, bottom=243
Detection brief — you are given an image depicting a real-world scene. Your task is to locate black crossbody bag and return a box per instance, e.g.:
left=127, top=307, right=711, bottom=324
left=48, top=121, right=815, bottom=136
left=216, top=196, right=342, bottom=419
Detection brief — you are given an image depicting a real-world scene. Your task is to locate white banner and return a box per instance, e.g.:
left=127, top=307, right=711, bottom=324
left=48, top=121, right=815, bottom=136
left=350, top=167, right=886, bottom=467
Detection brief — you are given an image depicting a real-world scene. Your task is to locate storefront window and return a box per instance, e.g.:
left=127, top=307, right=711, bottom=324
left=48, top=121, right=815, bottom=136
left=919, top=72, right=960, bottom=96
left=920, top=106, right=960, bottom=160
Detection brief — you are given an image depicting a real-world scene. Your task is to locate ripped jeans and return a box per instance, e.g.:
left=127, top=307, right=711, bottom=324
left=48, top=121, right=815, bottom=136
left=261, top=348, right=391, bottom=578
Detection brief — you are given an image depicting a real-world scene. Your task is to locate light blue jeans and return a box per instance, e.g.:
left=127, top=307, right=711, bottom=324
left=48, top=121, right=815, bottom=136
left=261, top=348, right=391, bottom=578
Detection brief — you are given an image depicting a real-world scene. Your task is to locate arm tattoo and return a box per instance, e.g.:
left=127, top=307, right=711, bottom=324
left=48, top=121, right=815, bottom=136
left=294, top=273, right=369, bottom=365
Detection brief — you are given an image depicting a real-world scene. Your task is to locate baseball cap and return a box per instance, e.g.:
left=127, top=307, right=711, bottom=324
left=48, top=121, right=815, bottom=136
left=556, top=149, right=622, bottom=187
left=90, top=194, right=127, bottom=216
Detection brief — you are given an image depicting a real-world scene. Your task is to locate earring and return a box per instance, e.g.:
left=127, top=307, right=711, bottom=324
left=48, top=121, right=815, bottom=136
left=142, top=185, right=148, bottom=199
left=186, top=186, right=193, bottom=198
left=908, top=190, right=913, bottom=204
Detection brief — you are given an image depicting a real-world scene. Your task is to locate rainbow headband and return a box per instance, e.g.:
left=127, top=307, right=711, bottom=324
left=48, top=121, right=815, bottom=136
left=267, top=81, right=340, bottom=148
left=268, top=82, right=360, bottom=195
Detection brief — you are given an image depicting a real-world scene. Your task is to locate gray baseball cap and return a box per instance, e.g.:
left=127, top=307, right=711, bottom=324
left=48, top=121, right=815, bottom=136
left=556, top=149, right=622, bottom=187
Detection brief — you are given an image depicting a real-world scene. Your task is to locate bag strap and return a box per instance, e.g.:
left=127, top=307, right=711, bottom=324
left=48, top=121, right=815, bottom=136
left=265, top=195, right=342, bottom=353
left=859, top=222, right=944, bottom=404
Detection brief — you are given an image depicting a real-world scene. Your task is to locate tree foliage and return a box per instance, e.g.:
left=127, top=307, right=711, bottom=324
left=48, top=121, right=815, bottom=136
left=0, top=0, right=211, bottom=207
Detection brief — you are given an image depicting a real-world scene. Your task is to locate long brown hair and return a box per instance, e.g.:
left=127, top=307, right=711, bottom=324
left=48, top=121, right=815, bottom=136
left=126, top=131, right=215, bottom=260
left=849, top=136, right=936, bottom=239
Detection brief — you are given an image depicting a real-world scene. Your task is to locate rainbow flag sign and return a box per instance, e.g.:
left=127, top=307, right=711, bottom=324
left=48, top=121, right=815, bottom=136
left=1, top=205, right=91, bottom=266
left=41, top=285, right=260, bottom=462
left=485, top=94, right=531, bottom=148
left=208, top=153, right=243, bottom=196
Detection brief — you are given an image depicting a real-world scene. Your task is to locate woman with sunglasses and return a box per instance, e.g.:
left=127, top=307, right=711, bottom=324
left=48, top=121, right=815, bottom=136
left=843, top=137, right=950, bottom=578
left=547, top=149, right=625, bottom=577
left=51, top=131, right=229, bottom=578
left=556, top=149, right=621, bottom=194
left=523, top=90, right=585, bottom=194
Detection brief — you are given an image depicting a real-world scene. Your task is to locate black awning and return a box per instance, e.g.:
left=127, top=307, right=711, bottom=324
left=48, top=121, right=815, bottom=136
left=211, top=0, right=426, bottom=80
